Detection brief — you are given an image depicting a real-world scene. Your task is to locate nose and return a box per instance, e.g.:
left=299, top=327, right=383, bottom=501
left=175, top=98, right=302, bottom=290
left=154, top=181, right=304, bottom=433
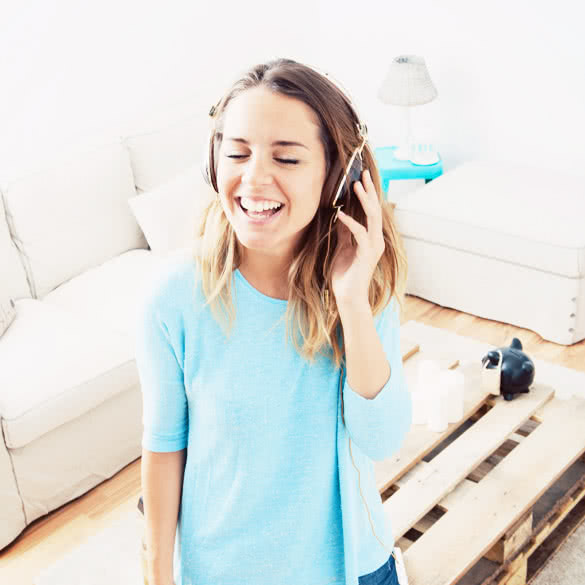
left=241, top=153, right=274, bottom=187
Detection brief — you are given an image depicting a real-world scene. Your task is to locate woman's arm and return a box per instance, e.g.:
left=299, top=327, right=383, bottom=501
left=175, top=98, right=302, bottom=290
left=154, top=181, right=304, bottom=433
left=141, top=447, right=187, bottom=585
left=339, top=298, right=413, bottom=461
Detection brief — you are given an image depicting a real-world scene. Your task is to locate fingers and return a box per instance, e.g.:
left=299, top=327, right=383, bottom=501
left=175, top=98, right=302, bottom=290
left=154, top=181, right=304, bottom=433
left=353, top=169, right=382, bottom=232
left=336, top=208, right=367, bottom=249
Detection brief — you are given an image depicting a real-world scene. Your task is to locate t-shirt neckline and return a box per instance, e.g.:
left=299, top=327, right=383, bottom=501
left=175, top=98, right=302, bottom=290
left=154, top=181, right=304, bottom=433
left=234, top=268, right=288, bottom=305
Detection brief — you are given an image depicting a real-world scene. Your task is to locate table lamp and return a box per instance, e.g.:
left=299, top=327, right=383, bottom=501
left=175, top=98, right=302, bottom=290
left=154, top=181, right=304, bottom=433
left=377, top=54, right=439, bottom=165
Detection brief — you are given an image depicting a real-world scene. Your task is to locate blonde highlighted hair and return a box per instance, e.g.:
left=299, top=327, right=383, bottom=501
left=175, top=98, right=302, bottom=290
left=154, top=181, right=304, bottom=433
left=193, top=57, right=408, bottom=370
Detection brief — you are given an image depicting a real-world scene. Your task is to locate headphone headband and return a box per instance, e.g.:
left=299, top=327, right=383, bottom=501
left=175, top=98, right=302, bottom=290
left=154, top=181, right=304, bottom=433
left=307, top=64, right=368, bottom=139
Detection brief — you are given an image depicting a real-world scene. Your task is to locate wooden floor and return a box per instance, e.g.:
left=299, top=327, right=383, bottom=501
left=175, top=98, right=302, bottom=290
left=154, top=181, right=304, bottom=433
left=1, top=294, right=584, bottom=584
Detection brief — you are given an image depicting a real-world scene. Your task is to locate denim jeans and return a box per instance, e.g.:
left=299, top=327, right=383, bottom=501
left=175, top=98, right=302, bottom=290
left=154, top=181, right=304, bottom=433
left=357, top=553, right=399, bottom=585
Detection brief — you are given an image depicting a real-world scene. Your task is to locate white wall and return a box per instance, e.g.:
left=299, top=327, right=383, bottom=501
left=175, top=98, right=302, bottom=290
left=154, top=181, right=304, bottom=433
left=1, top=0, right=583, bottom=183
left=0, top=0, right=323, bottom=181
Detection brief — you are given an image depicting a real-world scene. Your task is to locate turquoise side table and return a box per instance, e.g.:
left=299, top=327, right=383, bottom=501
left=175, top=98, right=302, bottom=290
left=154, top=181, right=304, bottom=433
left=374, top=146, right=443, bottom=199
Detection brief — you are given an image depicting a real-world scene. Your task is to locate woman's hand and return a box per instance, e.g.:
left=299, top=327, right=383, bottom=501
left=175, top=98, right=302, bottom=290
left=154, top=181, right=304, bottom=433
left=330, top=169, right=385, bottom=309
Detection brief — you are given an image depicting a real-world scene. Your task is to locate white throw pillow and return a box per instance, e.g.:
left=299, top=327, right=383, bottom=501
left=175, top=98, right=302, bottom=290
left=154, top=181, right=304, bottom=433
left=124, top=113, right=208, bottom=192
left=0, top=297, right=16, bottom=338
left=128, top=164, right=215, bottom=254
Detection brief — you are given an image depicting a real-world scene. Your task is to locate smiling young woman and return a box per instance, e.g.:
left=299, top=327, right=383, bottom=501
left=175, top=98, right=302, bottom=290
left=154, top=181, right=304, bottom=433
left=137, top=57, right=411, bottom=585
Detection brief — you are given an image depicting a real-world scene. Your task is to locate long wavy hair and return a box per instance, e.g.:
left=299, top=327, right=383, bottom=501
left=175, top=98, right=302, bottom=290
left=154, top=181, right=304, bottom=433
left=194, top=57, right=408, bottom=370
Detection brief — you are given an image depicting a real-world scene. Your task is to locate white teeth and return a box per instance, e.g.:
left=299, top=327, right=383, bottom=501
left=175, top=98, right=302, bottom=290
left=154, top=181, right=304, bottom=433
left=241, top=197, right=283, bottom=212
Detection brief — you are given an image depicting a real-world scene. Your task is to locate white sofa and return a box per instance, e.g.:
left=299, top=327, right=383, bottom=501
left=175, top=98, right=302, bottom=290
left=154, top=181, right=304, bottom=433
left=0, top=111, right=215, bottom=550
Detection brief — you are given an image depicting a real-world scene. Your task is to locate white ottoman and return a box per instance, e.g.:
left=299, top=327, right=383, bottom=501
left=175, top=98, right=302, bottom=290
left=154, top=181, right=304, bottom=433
left=393, top=160, right=585, bottom=346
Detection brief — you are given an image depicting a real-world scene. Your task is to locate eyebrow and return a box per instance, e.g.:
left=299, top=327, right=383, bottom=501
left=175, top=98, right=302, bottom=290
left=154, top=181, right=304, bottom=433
left=226, top=137, right=309, bottom=150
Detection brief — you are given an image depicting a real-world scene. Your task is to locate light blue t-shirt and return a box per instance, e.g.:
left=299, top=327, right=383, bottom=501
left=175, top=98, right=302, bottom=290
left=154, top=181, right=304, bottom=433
left=135, top=254, right=412, bottom=585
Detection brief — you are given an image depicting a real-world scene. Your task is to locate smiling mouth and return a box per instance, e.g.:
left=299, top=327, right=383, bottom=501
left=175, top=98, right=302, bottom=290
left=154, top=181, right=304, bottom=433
left=236, top=197, right=285, bottom=217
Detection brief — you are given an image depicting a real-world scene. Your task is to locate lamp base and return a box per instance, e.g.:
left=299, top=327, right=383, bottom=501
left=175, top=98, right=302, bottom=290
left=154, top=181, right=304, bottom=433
left=394, top=143, right=440, bottom=165
left=409, top=147, right=440, bottom=166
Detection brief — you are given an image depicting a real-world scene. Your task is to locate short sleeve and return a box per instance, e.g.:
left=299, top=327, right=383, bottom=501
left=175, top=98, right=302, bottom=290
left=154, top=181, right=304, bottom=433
left=341, top=297, right=412, bottom=461
left=135, top=289, right=188, bottom=452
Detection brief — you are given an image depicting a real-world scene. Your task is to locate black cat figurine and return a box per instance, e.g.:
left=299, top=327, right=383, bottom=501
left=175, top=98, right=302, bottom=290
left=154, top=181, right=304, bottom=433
left=481, top=338, right=535, bottom=401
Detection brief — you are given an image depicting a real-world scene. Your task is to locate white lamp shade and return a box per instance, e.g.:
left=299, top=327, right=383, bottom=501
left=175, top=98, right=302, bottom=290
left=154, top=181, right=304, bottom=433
left=378, top=54, right=438, bottom=106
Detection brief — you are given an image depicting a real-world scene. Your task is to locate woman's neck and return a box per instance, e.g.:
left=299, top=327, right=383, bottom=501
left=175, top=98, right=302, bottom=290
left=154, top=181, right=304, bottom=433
left=237, top=261, right=290, bottom=301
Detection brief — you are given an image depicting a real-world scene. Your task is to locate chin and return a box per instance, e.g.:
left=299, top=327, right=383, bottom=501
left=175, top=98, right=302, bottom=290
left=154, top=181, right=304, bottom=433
left=237, top=235, right=274, bottom=249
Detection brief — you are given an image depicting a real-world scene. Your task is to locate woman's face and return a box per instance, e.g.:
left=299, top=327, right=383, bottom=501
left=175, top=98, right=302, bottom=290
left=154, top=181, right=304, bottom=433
left=216, top=86, right=327, bottom=260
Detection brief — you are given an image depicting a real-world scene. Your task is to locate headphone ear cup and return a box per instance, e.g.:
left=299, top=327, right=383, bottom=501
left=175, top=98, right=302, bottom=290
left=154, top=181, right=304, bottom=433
left=346, top=154, right=363, bottom=202
left=202, top=128, right=216, bottom=191
left=201, top=158, right=211, bottom=187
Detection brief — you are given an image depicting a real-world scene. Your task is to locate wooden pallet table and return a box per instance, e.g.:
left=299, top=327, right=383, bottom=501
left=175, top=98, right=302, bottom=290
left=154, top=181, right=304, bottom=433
left=379, top=334, right=585, bottom=585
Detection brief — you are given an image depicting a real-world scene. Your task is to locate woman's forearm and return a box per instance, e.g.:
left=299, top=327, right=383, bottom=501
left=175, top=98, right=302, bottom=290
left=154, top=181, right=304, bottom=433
left=141, top=448, right=187, bottom=585
left=339, top=300, right=391, bottom=400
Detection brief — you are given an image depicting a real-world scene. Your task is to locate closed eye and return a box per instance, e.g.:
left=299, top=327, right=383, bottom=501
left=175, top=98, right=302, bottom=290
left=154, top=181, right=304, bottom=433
left=226, top=155, right=299, bottom=165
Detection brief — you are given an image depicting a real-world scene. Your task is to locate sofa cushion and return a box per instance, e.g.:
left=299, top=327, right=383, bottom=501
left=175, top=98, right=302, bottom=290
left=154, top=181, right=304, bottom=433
left=124, top=113, right=208, bottom=193
left=41, top=248, right=192, bottom=345
left=1, top=140, right=148, bottom=300
left=394, top=160, right=585, bottom=278
left=128, top=163, right=215, bottom=254
left=0, top=298, right=136, bottom=449
left=0, top=189, right=31, bottom=300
